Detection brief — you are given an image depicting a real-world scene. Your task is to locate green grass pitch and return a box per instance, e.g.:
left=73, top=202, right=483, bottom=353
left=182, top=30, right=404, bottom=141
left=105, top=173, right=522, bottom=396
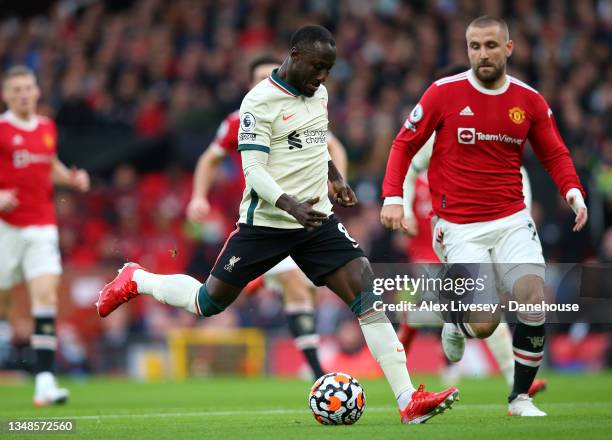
left=1, top=372, right=611, bottom=439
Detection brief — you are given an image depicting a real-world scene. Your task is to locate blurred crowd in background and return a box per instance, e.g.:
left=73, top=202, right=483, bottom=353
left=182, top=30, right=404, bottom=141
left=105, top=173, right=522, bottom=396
left=1, top=0, right=611, bottom=376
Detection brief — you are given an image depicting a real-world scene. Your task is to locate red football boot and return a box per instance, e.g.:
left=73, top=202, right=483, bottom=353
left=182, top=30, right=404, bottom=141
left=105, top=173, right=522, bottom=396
left=528, top=378, right=547, bottom=397
left=96, top=262, right=143, bottom=317
left=399, top=384, right=460, bottom=424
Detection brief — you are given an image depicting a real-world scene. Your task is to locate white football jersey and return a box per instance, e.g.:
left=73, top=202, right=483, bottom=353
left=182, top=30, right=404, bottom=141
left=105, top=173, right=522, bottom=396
left=237, top=69, right=332, bottom=228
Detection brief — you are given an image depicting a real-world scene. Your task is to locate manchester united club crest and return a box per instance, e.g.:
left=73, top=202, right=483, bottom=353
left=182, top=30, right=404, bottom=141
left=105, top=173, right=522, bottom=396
left=508, top=106, right=526, bottom=124
left=42, top=133, right=55, bottom=149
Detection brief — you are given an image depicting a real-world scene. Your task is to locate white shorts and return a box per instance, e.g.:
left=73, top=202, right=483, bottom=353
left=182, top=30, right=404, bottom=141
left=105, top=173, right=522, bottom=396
left=432, top=209, right=545, bottom=293
left=264, top=256, right=315, bottom=291
left=0, top=219, right=62, bottom=289
left=265, top=256, right=299, bottom=276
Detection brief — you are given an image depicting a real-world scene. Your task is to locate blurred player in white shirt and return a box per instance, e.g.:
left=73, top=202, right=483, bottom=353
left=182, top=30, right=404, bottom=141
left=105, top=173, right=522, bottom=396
left=185, top=56, right=348, bottom=378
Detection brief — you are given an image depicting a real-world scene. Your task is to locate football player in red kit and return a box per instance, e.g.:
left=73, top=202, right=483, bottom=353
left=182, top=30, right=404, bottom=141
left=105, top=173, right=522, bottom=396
left=398, top=134, right=547, bottom=398
left=0, top=66, right=90, bottom=406
left=381, top=16, right=587, bottom=416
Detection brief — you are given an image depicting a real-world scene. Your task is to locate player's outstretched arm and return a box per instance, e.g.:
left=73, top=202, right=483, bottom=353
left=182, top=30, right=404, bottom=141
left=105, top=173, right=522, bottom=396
left=328, top=160, right=357, bottom=207
left=51, top=157, right=89, bottom=192
left=187, top=145, right=225, bottom=223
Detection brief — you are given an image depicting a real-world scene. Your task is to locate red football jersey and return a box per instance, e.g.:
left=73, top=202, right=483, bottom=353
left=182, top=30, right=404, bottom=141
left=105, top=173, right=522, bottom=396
left=205, top=110, right=245, bottom=217
left=0, top=112, right=57, bottom=226
left=383, top=70, right=584, bottom=224
left=406, top=173, right=439, bottom=263
left=214, top=110, right=244, bottom=186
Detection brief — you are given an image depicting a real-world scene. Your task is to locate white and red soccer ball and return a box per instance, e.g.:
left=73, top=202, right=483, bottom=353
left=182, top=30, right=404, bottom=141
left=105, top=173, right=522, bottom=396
left=309, top=372, right=366, bottom=425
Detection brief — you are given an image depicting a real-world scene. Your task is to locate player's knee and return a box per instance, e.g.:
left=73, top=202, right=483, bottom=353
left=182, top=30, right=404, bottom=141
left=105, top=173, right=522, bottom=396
left=512, top=274, right=545, bottom=305
left=349, top=258, right=374, bottom=293
left=278, top=270, right=311, bottom=304
left=205, top=276, right=242, bottom=309
left=470, top=322, right=498, bottom=339
left=27, top=275, right=59, bottom=309
left=30, top=289, right=57, bottom=309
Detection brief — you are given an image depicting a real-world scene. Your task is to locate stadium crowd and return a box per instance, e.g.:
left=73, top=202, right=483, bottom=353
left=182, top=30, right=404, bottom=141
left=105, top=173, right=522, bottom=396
left=0, top=0, right=610, bottom=373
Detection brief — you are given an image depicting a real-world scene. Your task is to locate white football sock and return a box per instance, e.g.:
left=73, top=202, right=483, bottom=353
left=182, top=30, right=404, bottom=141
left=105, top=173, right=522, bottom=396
left=35, top=371, right=55, bottom=392
left=133, top=270, right=201, bottom=315
left=358, top=310, right=415, bottom=407
left=485, top=322, right=514, bottom=387
left=397, top=388, right=415, bottom=409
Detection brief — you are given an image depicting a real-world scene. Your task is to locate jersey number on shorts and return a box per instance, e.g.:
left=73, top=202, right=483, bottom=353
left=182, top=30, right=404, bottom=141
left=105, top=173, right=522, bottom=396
left=338, top=223, right=359, bottom=248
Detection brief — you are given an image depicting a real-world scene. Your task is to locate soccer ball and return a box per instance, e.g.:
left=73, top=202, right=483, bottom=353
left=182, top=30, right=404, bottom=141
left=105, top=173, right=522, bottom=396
left=309, top=372, right=366, bottom=425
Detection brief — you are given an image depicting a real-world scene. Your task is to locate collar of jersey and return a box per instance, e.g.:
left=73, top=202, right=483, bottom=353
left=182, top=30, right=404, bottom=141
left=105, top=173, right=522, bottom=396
left=3, top=110, right=39, bottom=131
left=269, top=69, right=301, bottom=97
left=467, top=69, right=510, bottom=95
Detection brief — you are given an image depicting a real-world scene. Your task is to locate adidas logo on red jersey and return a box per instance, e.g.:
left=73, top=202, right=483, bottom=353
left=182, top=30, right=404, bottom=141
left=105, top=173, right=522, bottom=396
left=459, top=106, right=474, bottom=116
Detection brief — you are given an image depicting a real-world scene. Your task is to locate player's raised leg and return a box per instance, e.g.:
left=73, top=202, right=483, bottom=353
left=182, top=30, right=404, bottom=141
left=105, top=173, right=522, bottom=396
left=97, top=262, right=199, bottom=316
left=97, top=262, right=245, bottom=318
left=97, top=224, right=290, bottom=318
left=323, top=257, right=459, bottom=424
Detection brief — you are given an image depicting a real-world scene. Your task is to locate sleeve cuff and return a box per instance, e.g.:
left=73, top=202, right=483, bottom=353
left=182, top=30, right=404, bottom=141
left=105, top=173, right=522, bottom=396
left=383, top=196, right=403, bottom=206
left=565, top=188, right=586, bottom=213
left=238, top=144, right=270, bottom=153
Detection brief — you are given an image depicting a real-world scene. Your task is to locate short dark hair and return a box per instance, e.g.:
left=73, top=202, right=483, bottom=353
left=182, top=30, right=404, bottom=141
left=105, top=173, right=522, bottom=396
left=289, top=24, right=335, bottom=51
left=249, top=55, right=281, bottom=81
left=3, top=65, right=36, bottom=86
left=467, top=15, right=509, bottom=41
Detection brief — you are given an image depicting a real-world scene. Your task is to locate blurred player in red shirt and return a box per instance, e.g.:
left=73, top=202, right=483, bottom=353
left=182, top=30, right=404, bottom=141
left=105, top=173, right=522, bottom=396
left=0, top=66, right=89, bottom=406
left=381, top=16, right=587, bottom=416
left=185, top=56, right=348, bottom=379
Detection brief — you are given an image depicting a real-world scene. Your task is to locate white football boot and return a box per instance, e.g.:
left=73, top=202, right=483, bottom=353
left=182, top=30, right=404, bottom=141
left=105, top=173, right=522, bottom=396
left=33, top=372, right=69, bottom=406
left=441, top=323, right=465, bottom=362
left=508, top=394, right=547, bottom=416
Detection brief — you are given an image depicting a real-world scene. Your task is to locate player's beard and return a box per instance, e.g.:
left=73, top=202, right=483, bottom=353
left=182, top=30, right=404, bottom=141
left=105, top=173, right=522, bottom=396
left=473, top=61, right=505, bottom=86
